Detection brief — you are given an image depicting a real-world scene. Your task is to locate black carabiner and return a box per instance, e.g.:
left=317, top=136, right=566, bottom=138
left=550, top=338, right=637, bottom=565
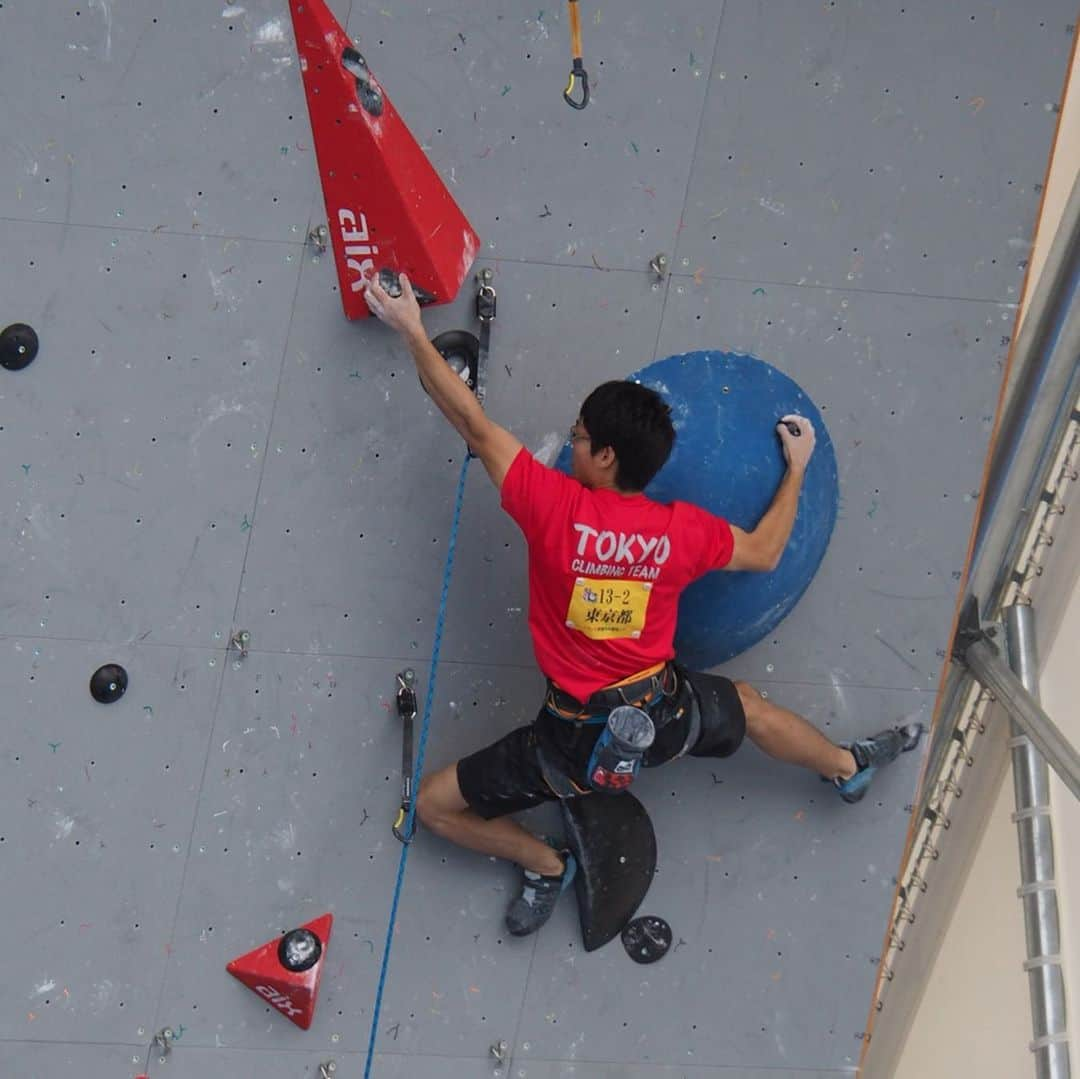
left=564, top=58, right=590, bottom=110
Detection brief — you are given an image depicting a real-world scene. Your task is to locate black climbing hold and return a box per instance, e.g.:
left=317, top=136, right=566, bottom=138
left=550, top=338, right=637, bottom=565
left=341, top=47, right=384, bottom=117
left=278, top=927, right=322, bottom=972
left=779, top=418, right=801, bottom=437
left=89, top=663, right=128, bottom=704
left=377, top=268, right=436, bottom=305
left=560, top=790, right=656, bottom=952
left=1, top=323, right=39, bottom=371
left=621, top=915, right=672, bottom=964
left=431, top=329, right=480, bottom=390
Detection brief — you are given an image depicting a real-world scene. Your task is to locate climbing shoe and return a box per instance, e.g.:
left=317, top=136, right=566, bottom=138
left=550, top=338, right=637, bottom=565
left=505, top=845, right=577, bottom=937
left=834, top=722, right=925, bottom=804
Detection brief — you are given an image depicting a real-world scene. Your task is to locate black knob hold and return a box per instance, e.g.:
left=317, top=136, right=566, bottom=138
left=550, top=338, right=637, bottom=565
left=430, top=330, right=480, bottom=389
left=278, top=928, right=323, bottom=972
left=90, top=664, right=129, bottom=704
left=1, top=323, right=39, bottom=371
left=621, top=915, right=673, bottom=964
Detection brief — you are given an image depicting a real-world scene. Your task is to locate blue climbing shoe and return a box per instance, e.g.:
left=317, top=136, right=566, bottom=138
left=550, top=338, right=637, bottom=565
left=834, top=722, right=925, bottom=804
left=505, top=844, right=577, bottom=937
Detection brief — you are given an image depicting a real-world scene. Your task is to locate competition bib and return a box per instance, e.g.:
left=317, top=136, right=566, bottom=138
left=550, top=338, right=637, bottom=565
left=565, top=577, right=653, bottom=640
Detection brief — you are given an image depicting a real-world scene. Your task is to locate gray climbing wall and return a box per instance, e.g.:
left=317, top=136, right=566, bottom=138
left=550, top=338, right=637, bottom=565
left=1, top=2, right=1074, bottom=1077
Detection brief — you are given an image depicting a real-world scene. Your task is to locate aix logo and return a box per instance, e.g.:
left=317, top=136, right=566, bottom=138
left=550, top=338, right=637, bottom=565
left=337, top=208, right=379, bottom=292
left=254, top=984, right=303, bottom=1018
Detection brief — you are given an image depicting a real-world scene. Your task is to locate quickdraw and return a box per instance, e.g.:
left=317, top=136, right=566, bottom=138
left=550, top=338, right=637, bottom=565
left=391, top=669, right=418, bottom=844
left=563, top=0, right=590, bottom=109
left=475, top=267, right=496, bottom=405
left=429, top=268, right=498, bottom=452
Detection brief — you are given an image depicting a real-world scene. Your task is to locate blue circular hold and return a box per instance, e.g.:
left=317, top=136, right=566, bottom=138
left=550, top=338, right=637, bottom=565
left=557, top=350, right=839, bottom=668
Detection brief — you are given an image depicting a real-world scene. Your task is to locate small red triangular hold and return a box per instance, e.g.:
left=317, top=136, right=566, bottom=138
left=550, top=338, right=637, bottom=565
left=288, top=0, right=480, bottom=319
left=226, top=913, right=333, bottom=1030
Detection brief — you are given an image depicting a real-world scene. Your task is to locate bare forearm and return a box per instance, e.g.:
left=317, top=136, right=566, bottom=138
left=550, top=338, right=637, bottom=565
left=751, top=466, right=805, bottom=568
left=364, top=273, right=528, bottom=487
left=402, top=327, right=485, bottom=443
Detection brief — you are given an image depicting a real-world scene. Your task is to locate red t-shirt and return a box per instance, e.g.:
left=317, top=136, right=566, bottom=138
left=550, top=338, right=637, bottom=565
left=501, top=448, right=734, bottom=700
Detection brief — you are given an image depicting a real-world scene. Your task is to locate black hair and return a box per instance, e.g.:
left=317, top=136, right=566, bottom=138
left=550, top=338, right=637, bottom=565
left=578, top=381, right=675, bottom=491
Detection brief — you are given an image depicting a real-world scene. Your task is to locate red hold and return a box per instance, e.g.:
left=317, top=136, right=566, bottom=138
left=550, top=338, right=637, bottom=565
left=288, top=0, right=480, bottom=319
left=226, top=913, right=333, bottom=1030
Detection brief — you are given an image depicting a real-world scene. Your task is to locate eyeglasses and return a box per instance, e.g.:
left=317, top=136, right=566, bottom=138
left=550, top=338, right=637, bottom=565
left=568, top=425, right=590, bottom=444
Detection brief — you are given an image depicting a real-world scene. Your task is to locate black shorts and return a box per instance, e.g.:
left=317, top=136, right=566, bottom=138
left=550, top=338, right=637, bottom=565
left=456, top=669, right=747, bottom=820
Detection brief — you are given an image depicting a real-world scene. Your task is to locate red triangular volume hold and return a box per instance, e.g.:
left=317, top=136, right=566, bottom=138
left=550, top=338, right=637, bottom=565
left=288, top=0, right=480, bottom=319
left=226, top=913, right=333, bottom=1030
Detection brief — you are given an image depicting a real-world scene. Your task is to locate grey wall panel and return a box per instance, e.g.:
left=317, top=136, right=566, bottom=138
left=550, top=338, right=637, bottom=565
left=0, top=221, right=299, bottom=647
left=0, top=639, right=220, bottom=1043
left=155, top=1049, right=356, bottom=1079
left=0, top=1043, right=150, bottom=1079
left=0, top=1041, right=854, bottom=1079
left=234, top=256, right=466, bottom=659
left=0, top=0, right=319, bottom=241
left=676, top=1, right=1073, bottom=299
left=655, top=278, right=1004, bottom=689
left=0, top=1042, right=365, bottom=1079
left=341, top=1, right=726, bottom=271
left=154, top=653, right=407, bottom=1052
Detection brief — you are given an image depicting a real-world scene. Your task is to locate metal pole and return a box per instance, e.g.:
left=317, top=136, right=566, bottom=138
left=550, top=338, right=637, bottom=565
left=976, top=172, right=1080, bottom=581
left=1005, top=603, right=1071, bottom=1079
left=963, top=636, right=1080, bottom=803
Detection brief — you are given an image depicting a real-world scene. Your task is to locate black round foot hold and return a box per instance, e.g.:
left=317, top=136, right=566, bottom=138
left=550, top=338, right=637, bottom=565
left=621, top=915, right=672, bottom=964
left=278, top=928, right=323, bottom=972
left=1, top=323, right=39, bottom=371
left=90, top=663, right=128, bottom=704
left=431, top=329, right=479, bottom=389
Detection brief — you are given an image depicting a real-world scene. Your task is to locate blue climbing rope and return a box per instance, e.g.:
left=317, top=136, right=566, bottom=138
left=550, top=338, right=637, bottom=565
left=363, top=453, right=472, bottom=1079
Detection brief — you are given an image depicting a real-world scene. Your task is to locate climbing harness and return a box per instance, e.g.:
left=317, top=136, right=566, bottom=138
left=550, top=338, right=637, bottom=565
left=391, top=669, right=418, bottom=844
left=563, top=0, right=590, bottom=109
left=540, top=664, right=700, bottom=797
